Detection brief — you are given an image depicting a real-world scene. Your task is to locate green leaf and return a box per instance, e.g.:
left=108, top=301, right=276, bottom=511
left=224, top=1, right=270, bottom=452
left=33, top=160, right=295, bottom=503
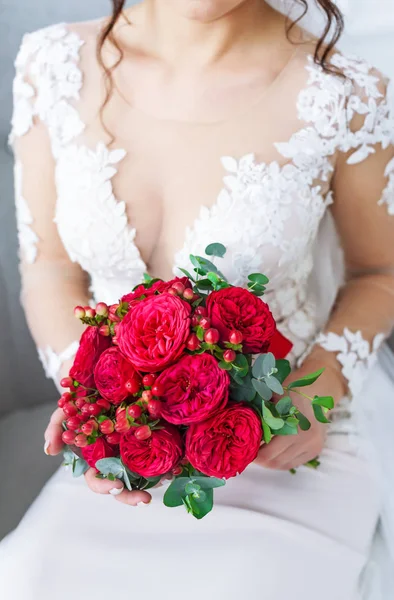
left=248, top=273, right=269, bottom=285
left=194, top=278, right=213, bottom=290
left=163, top=484, right=186, bottom=508
left=233, top=354, right=249, bottom=377
left=274, top=422, right=298, bottom=436
left=265, top=375, right=284, bottom=395
left=262, top=420, right=273, bottom=444
left=275, top=396, right=292, bottom=416
left=205, top=243, right=226, bottom=258
left=287, top=368, right=325, bottom=389
left=95, top=458, right=124, bottom=478
left=312, top=404, right=331, bottom=424
left=262, top=402, right=284, bottom=430
left=252, top=379, right=273, bottom=401
left=273, top=359, right=291, bottom=384
left=286, top=416, right=299, bottom=426
left=252, top=354, right=265, bottom=378
left=187, top=488, right=214, bottom=520
left=297, top=411, right=311, bottom=431
left=143, top=272, right=154, bottom=284
left=196, top=326, right=205, bottom=341
left=177, top=268, right=196, bottom=282
left=262, top=353, right=276, bottom=375
left=312, top=396, right=335, bottom=410
left=189, top=255, right=225, bottom=279
left=185, top=482, right=201, bottom=495
left=72, top=458, right=89, bottom=478
left=192, top=476, right=226, bottom=490
left=230, top=371, right=257, bottom=403
left=141, top=476, right=162, bottom=490
left=305, top=458, right=321, bottom=470
left=206, top=272, right=220, bottom=286
left=218, top=361, right=233, bottom=371
left=63, top=449, right=77, bottom=465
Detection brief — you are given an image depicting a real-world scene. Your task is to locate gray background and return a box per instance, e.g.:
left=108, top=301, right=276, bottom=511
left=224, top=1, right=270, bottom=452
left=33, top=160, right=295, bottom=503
left=0, top=0, right=393, bottom=540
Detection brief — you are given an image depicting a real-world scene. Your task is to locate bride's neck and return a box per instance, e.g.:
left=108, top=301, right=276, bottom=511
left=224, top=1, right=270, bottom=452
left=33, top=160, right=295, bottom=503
left=123, top=1, right=280, bottom=67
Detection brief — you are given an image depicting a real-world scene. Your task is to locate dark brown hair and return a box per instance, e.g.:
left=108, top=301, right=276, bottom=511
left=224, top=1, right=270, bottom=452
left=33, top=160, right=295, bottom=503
left=98, top=0, right=344, bottom=137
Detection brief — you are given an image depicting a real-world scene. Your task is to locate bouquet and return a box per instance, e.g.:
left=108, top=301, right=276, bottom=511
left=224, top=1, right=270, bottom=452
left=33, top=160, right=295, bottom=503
left=58, top=243, right=333, bottom=519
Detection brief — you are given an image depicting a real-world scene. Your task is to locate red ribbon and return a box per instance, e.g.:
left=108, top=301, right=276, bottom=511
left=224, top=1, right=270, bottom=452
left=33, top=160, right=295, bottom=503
left=268, top=329, right=293, bottom=359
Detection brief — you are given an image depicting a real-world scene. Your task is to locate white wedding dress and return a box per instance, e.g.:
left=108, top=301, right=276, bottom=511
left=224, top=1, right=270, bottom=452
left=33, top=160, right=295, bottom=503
left=1, top=19, right=394, bottom=600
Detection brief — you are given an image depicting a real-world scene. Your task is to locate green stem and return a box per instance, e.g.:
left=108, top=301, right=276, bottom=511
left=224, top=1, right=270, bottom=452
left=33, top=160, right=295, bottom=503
left=283, top=386, right=314, bottom=403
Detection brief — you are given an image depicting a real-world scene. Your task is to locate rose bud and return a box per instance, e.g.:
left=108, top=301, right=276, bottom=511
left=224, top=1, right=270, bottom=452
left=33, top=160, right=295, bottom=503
left=183, top=288, right=194, bottom=301
left=63, top=402, right=78, bottom=417
left=74, top=434, right=89, bottom=448
left=61, top=430, right=76, bottom=445
left=142, top=374, right=157, bottom=387
left=74, top=306, right=86, bottom=319
left=147, top=400, right=162, bottom=418
left=229, top=330, right=243, bottom=345
left=204, top=328, right=220, bottom=345
left=99, top=419, right=115, bottom=435
left=134, top=425, right=152, bottom=441
left=199, top=317, right=211, bottom=330
left=96, top=302, right=109, bottom=317
left=125, top=377, right=141, bottom=395
left=85, top=307, right=96, bottom=319
left=106, top=432, right=121, bottom=445
left=223, top=349, right=236, bottom=363
left=128, top=404, right=143, bottom=419
left=186, top=333, right=200, bottom=352
left=60, top=377, right=73, bottom=389
left=99, top=325, right=110, bottom=337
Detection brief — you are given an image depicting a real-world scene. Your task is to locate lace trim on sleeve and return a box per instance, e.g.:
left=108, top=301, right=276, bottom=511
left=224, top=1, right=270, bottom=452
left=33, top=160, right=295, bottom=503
left=14, top=161, right=39, bottom=264
left=38, top=340, right=79, bottom=390
left=378, top=157, right=394, bottom=216
left=316, top=328, right=385, bottom=396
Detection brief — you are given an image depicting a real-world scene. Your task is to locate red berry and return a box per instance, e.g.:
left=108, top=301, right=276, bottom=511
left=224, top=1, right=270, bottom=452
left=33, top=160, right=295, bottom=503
left=58, top=397, right=67, bottom=409
left=151, top=382, right=164, bottom=397
left=61, top=392, right=73, bottom=403
left=229, top=330, right=243, bottom=345
left=171, top=282, right=185, bottom=295
left=75, top=388, right=88, bottom=398
left=85, top=307, right=96, bottom=319
left=60, top=377, right=73, bottom=389
left=135, top=425, right=152, bottom=441
left=106, top=432, right=121, bottom=445
left=62, top=430, right=76, bottom=445
left=96, top=302, right=109, bottom=317
left=66, top=416, right=82, bottom=431
left=99, top=325, right=110, bottom=337
left=204, top=328, right=220, bottom=345
left=63, top=402, right=78, bottom=417
left=141, top=390, right=153, bottom=404
left=116, top=406, right=126, bottom=417
left=147, top=400, right=162, bottom=418
left=142, top=374, right=157, bottom=387
left=186, top=333, right=200, bottom=351
left=108, top=304, right=121, bottom=322
left=223, top=349, right=236, bottom=363
left=74, top=306, right=86, bottom=319
left=115, top=418, right=131, bottom=433
left=99, top=419, right=115, bottom=434
left=97, top=399, right=111, bottom=411
left=81, top=421, right=95, bottom=436
left=199, top=317, right=211, bottom=330
left=172, top=465, right=183, bottom=476
left=74, top=434, right=89, bottom=448
left=81, top=403, right=91, bottom=416
left=183, top=288, right=194, bottom=300
left=125, top=377, right=141, bottom=395
left=88, top=403, right=102, bottom=416
left=74, top=397, right=85, bottom=409
left=167, top=288, right=178, bottom=296
left=191, top=315, right=199, bottom=328
left=128, top=404, right=143, bottom=419
left=195, top=307, right=207, bottom=317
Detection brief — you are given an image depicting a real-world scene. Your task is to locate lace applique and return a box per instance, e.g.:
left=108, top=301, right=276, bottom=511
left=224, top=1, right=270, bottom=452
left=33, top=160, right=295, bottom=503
left=11, top=23, right=85, bottom=154
left=38, top=340, right=79, bottom=387
left=14, top=161, right=38, bottom=264
left=378, top=157, right=394, bottom=215
left=316, top=328, right=385, bottom=396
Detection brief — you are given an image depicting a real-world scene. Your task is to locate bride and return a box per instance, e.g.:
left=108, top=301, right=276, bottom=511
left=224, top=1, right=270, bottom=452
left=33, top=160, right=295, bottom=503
left=1, top=1, right=394, bottom=598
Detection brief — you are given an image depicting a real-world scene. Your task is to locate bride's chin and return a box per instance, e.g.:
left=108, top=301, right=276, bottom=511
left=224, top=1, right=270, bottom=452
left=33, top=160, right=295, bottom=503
left=169, top=0, right=246, bottom=22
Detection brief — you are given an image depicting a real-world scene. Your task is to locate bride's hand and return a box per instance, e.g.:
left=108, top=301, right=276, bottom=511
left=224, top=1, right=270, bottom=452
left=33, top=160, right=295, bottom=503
left=44, top=408, right=152, bottom=506
left=254, top=355, right=346, bottom=471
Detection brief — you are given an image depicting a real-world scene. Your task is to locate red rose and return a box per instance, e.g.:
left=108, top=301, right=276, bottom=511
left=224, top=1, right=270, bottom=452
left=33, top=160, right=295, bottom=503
left=121, top=277, right=192, bottom=305
left=117, top=293, right=192, bottom=372
left=120, top=424, right=183, bottom=478
left=94, top=347, right=140, bottom=405
left=206, top=287, right=276, bottom=354
left=81, top=437, right=118, bottom=469
left=186, top=403, right=262, bottom=479
left=70, top=327, right=112, bottom=388
left=156, top=354, right=229, bottom=425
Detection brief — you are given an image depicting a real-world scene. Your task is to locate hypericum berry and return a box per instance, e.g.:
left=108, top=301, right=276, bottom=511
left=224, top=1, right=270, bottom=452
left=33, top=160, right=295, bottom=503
left=108, top=304, right=121, bottom=322
left=141, top=390, right=153, bottom=404
left=186, top=333, right=201, bottom=351
left=99, top=325, right=110, bottom=337
left=125, top=377, right=141, bottom=395
left=195, top=306, right=207, bottom=317
left=147, top=400, right=162, bottom=418
left=63, top=402, right=78, bottom=417
left=62, top=430, right=76, bottom=445
left=115, top=417, right=131, bottom=433
left=74, top=397, right=85, bottom=409
left=142, top=374, right=157, bottom=387
left=171, top=282, right=185, bottom=296
left=223, top=349, right=236, bottom=363
left=151, top=382, right=164, bottom=397
left=81, top=403, right=92, bottom=417
left=199, top=317, right=211, bottom=330
left=60, top=377, right=73, bottom=389
left=106, top=432, right=121, bottom=445
left=183, top=288, right=194, bottom=301
left=167, top=288, right=178, bottom=296
left=172, top=465, right=183, bottom=476
left=74, top=306, right=86, bottom=319
left=96, top=302, right=109, bottom=317
left=75, top=388, right=88, bottom=398
left=116, top=406, right=126, bottom=418
left=88, top=403, right=102, bottom=417
left=204, top=328, right=220, bottom=345
left=128, top=404, right=143, bottom=419
left=61, top=391, right=73, bottom=403
left=99, top=419, right=115, bottom=435
left=135, top=425, right=152, bottom=441
left=229, top=330, right=243, bottom=345
left=66, top=416, right=82, bottom=431
left=81, top=421, right=96, bottom=436
left=96, top=398, right=111, bottom=411
left=74, top=434, right=89, bottom=448
left=85, top=307, right=96, bottom=319
left=191, top=315, right=199, bottom=328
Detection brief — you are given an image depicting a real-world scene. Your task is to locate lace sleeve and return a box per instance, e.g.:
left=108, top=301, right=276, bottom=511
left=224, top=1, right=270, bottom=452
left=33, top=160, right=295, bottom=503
left=11, top=32, right=89, bottom=391
left=313, top=57, right=394, bottom=397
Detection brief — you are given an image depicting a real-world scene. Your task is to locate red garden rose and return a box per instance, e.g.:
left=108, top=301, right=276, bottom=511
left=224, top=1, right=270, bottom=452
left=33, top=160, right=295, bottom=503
left=120, top=424, right=183, bottom=478
left=156, top=353, right=229, bottom=425
left=117, top=293, right=192, bottom=372
left=70, top=326, right=112, bottom=388
left=206, top=287, right=276, bottom=354
left=186, top=403, right=262, bottom=479
left=94, top=347, right=140, bottom=405
left=121, top=277, right=192, bottom=305
left=81, top=437, right=118, bottom=469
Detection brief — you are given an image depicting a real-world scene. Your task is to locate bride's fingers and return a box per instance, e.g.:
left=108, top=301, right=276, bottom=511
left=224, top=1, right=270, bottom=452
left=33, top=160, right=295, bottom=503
left=84, top=469, right=152, bottom=505
left=281, top=452, right=317, bottom=472
left=114, top=489, right=152, bottom=506
left=44, top=408, right=65, bottom=456
left=254, top=436, right=294, bottom=469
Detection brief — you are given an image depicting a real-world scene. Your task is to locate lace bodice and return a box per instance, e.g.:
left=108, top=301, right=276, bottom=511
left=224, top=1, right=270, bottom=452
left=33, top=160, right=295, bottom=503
left=11, top=22, right=394, bottom=390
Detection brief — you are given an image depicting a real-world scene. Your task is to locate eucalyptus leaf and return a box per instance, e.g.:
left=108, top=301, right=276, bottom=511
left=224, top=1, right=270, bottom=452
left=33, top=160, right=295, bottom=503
left=248, top=273, right=269, bottom=285
left=218, top=361, right=233, bottom=371
left=187, top=488, right=214, bottom=519
left=95, top=458, right=124, bottom=478
left=163, top=484, right=186, bottom=508
left=206, top=272, right=220, bottom=286
left=190, top=255, right=225, bottom=279
left=262, top=420, right=273, bottom=444
left=177, top=268, right=196, bottom=282
left=252, top=354, right=266, bottom=379
left=194, top=279, right=213, bottom=290
left=205, top=243, right=226, bottom=258
left=185, top=482, right=201, bottom=495
left=287, top=368, right=325, bottom=390
left=275, top=396, right=292, bottom=416
left=72, top=458, right=89, bottom=478
left=252, top=379, right=273, bottom=401
left=265, top=375, right=284, bottom=395
left=262, top=402, right=284, bottom=430
left=274, top=422, right=298, bottom=436
left=192, top=476, right=226, bottom=490
left=272, top=359, right=291, bottom=384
